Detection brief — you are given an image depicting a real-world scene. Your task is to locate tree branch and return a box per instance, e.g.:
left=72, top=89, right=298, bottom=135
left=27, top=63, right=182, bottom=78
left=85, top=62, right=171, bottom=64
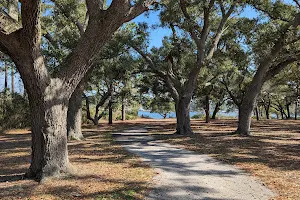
left=0, top=10, right=21, bottom=34
left=57, top=0, right=154, bottom=91
left=130, top=44, right=166, bottom=78
left=166, top=54, right=183, bottom=90
left=95, top=86, right=113, bottom=119
left=51, top=0, right=86, bottom=36
left=264, top=57, right=298, bottom=81
left=83, top=93, right=94, bottom=122
left=220, top=79, right=241, bottom=106
left=206, top=3, right=235, bottom=61
left=293, top=0, right=300, bottom=8
left=179, top=0, right=202, bottom=47
left=124, top=0, right=156, bottom=23
left=86, top=0, right=106, bottom=18
left=251, top=3, right=290, bottom=22
left=20, top=0, right=41, bottom=45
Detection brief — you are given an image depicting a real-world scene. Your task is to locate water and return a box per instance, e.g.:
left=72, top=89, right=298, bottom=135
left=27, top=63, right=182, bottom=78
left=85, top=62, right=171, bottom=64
left=138, top=110, right=238, bottom=119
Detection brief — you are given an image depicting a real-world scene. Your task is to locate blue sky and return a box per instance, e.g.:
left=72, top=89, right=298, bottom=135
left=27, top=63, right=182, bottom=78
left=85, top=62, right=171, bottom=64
left=0, top=0, right=297, bottom=92
left=133, top=10, right=171, bottom=48
left=132, top=5, right=259, bottom=48
left=132, top=0, right=296, bottom=47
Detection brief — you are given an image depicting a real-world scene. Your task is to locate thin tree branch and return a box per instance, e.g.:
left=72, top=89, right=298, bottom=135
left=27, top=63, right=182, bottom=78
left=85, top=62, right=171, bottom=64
left=124, top=0, right=156, bottom=22
left=293, top=0, right=300, bottom=8
left=264, top=57, right=298, bottom=81
left=206, top=3, right=235, bottom=61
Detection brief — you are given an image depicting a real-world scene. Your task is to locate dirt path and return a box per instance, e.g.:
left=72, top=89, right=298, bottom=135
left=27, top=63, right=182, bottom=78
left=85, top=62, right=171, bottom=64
left=113, top=128, right=275, bottom=200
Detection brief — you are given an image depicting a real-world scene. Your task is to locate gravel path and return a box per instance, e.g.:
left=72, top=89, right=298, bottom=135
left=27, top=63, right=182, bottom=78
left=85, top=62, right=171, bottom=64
left=113, top=128, right=276, bottom=200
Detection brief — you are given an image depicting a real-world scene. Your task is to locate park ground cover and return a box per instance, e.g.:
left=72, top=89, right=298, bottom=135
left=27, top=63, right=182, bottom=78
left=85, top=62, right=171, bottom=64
left=0, top=119, right=299, bottom=199
left=0, top=125, right=154, bottom=200
left=144, top=119, right=300, bottom=200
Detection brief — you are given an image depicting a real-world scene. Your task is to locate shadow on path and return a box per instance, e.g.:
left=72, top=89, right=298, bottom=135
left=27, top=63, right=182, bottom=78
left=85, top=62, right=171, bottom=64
left=113, top=127, right=276, bottom=200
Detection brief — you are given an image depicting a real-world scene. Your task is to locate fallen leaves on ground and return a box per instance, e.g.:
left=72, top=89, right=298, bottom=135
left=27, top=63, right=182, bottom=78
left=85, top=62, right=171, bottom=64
left=0, top=128, right=154, bottom=200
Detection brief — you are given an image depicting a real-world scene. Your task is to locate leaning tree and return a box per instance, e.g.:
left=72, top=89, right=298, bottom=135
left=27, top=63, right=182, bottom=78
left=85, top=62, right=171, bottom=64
left=0, top=0, right=155, bottom=180
left=235, top=0, right=300, bottom=135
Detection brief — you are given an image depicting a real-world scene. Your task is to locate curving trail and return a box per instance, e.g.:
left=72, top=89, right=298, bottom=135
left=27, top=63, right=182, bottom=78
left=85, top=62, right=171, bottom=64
left=113, top=128, right=275, bottom=200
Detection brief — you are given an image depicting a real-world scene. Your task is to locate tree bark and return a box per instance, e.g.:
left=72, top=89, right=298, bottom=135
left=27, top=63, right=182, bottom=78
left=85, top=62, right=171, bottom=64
left=204, top=95, right=210, bottom=123
left=67, top=83, right=85, bottom=140
left=175, top=96, right=193, bottom=135
left=236, top=59, right=277, bottom=135
left=0, top=0, right=155, bottom=182
left=236, top=83, right=263, bottom=136
left=255, top=106, right=259, bottom=121
left=211, top=102, right=221, bottom=120
left=108, top=99, right=113, bottom=124
left=286, top=101, right=291, bottom=119
left=280, top=109, right=285, bottom=119
left=4, top=62, right=8, bottom=90
left=24, top=79, right=71, bottom=181
left=263, top=103, right=270, bottom=119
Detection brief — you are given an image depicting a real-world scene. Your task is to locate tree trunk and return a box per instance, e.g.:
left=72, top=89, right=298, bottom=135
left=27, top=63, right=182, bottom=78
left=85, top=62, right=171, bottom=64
left=163, top=113, right=167, bottom=119
left=108, top=99, right=113, bottom=124
left=283, top=111, right=288, bottom=119
left=264, top=104, right=270, bottom=119
left=236, top=104, right=253, bottom=136
left=16, top=56, right=73, bottom=181
left=11, top=65, right=14, bottom=93
left=24, top=81, right=71, bottom=181
left=211, top=102, right=221, bottom=120
left=255, top=107, right=259, bottom=121
left=204, top=95, right=210, bottom=123
left=280, top=108, right=285, bottom=119
left=0, top=0, right=154, bottom=182
left=4, top=62, right=8, bottom=90
left=236, top=62, right=271, bottom=135
left=286, top=102, right=291, bottom=119
left=175, top=96, right=193, bottom=135
left=121, top=98, right=126, bottom=121
left=67, top=83, right=85, bottom=141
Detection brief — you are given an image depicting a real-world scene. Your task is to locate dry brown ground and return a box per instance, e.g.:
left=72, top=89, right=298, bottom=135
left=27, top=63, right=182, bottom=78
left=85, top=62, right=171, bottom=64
left=123, top=118, right=299, bottom=200
left=0, top=125, right=154, bottom=200
left=1, top=119, right=299, bottom=200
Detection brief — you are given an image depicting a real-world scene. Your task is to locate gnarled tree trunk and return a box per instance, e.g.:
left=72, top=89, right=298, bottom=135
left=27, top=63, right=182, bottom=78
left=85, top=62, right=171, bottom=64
left=67, top=83, right=85, bottom=140
left=23, top=77, right=72, bottom=180
left=211, top=102, right=221, bottom=120
left=237, top=103, right=253, bottom=136
left=175, top=95, right=192, bottom=135
left=0, top=0, right=155, bottom=182
left=204, top=95, right=210, bottom=123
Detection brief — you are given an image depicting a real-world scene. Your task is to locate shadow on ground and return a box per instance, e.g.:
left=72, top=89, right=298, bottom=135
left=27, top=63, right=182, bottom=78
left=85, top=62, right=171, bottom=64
left=0, top=129, right=153, bottom=199
left=112, top=119, right=299, bottom=200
